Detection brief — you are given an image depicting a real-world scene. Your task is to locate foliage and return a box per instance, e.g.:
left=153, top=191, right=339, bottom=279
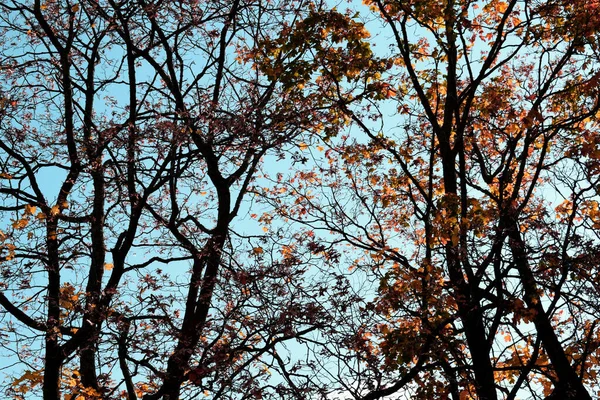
left=1, top=0, right=600, bottom=399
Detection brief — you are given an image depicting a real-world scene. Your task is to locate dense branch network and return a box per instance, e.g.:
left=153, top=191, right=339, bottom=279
left=1, top=0, right=600, bottom=399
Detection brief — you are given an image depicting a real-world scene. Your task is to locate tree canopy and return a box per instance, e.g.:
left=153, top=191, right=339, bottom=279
left=1, top=0, right=600, bottom=399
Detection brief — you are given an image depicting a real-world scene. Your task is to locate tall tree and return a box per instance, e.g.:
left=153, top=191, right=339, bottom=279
left=0, top=0, right=376, bottom=399
left=259, top=0, right=600, bottom=398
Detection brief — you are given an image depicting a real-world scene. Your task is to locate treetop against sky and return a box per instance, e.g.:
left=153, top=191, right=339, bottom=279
left=1, top=0, right=600, bottom=399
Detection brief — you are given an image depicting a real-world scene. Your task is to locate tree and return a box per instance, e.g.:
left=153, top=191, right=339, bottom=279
left=0, top=0, right=380, bottom=399
left=258, top=0, right=600, bottom=399
left=2, top=0, right=600, bottom=399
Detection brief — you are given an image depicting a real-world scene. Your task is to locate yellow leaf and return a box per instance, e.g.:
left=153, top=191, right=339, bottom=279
left=104, top=263, right=114, bottom=271
left=24, top=204, right=36, bottom=215
left=298, top=142, right=309, bottom=151
left=316, top=145, right=324, bottom=152
left=12, top=218, right=28, bottom=230
left=496, top=1, right=508, bottom=13
left=12, top=369, right=43, bottom=387
left=50, top=205, right=60, bottom=216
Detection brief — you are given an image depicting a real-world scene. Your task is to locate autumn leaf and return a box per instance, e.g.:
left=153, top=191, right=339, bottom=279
left=24, top=204, right=36, bottom=215
left=12, top=218, right=28, bottom=230
left=11, top=369, right=43, bottom=394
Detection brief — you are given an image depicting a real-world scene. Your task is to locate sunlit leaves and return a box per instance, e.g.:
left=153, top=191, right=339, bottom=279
left=10, top=369, right=43, bottom=395
left=253, top=5, right=387, bottom=107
